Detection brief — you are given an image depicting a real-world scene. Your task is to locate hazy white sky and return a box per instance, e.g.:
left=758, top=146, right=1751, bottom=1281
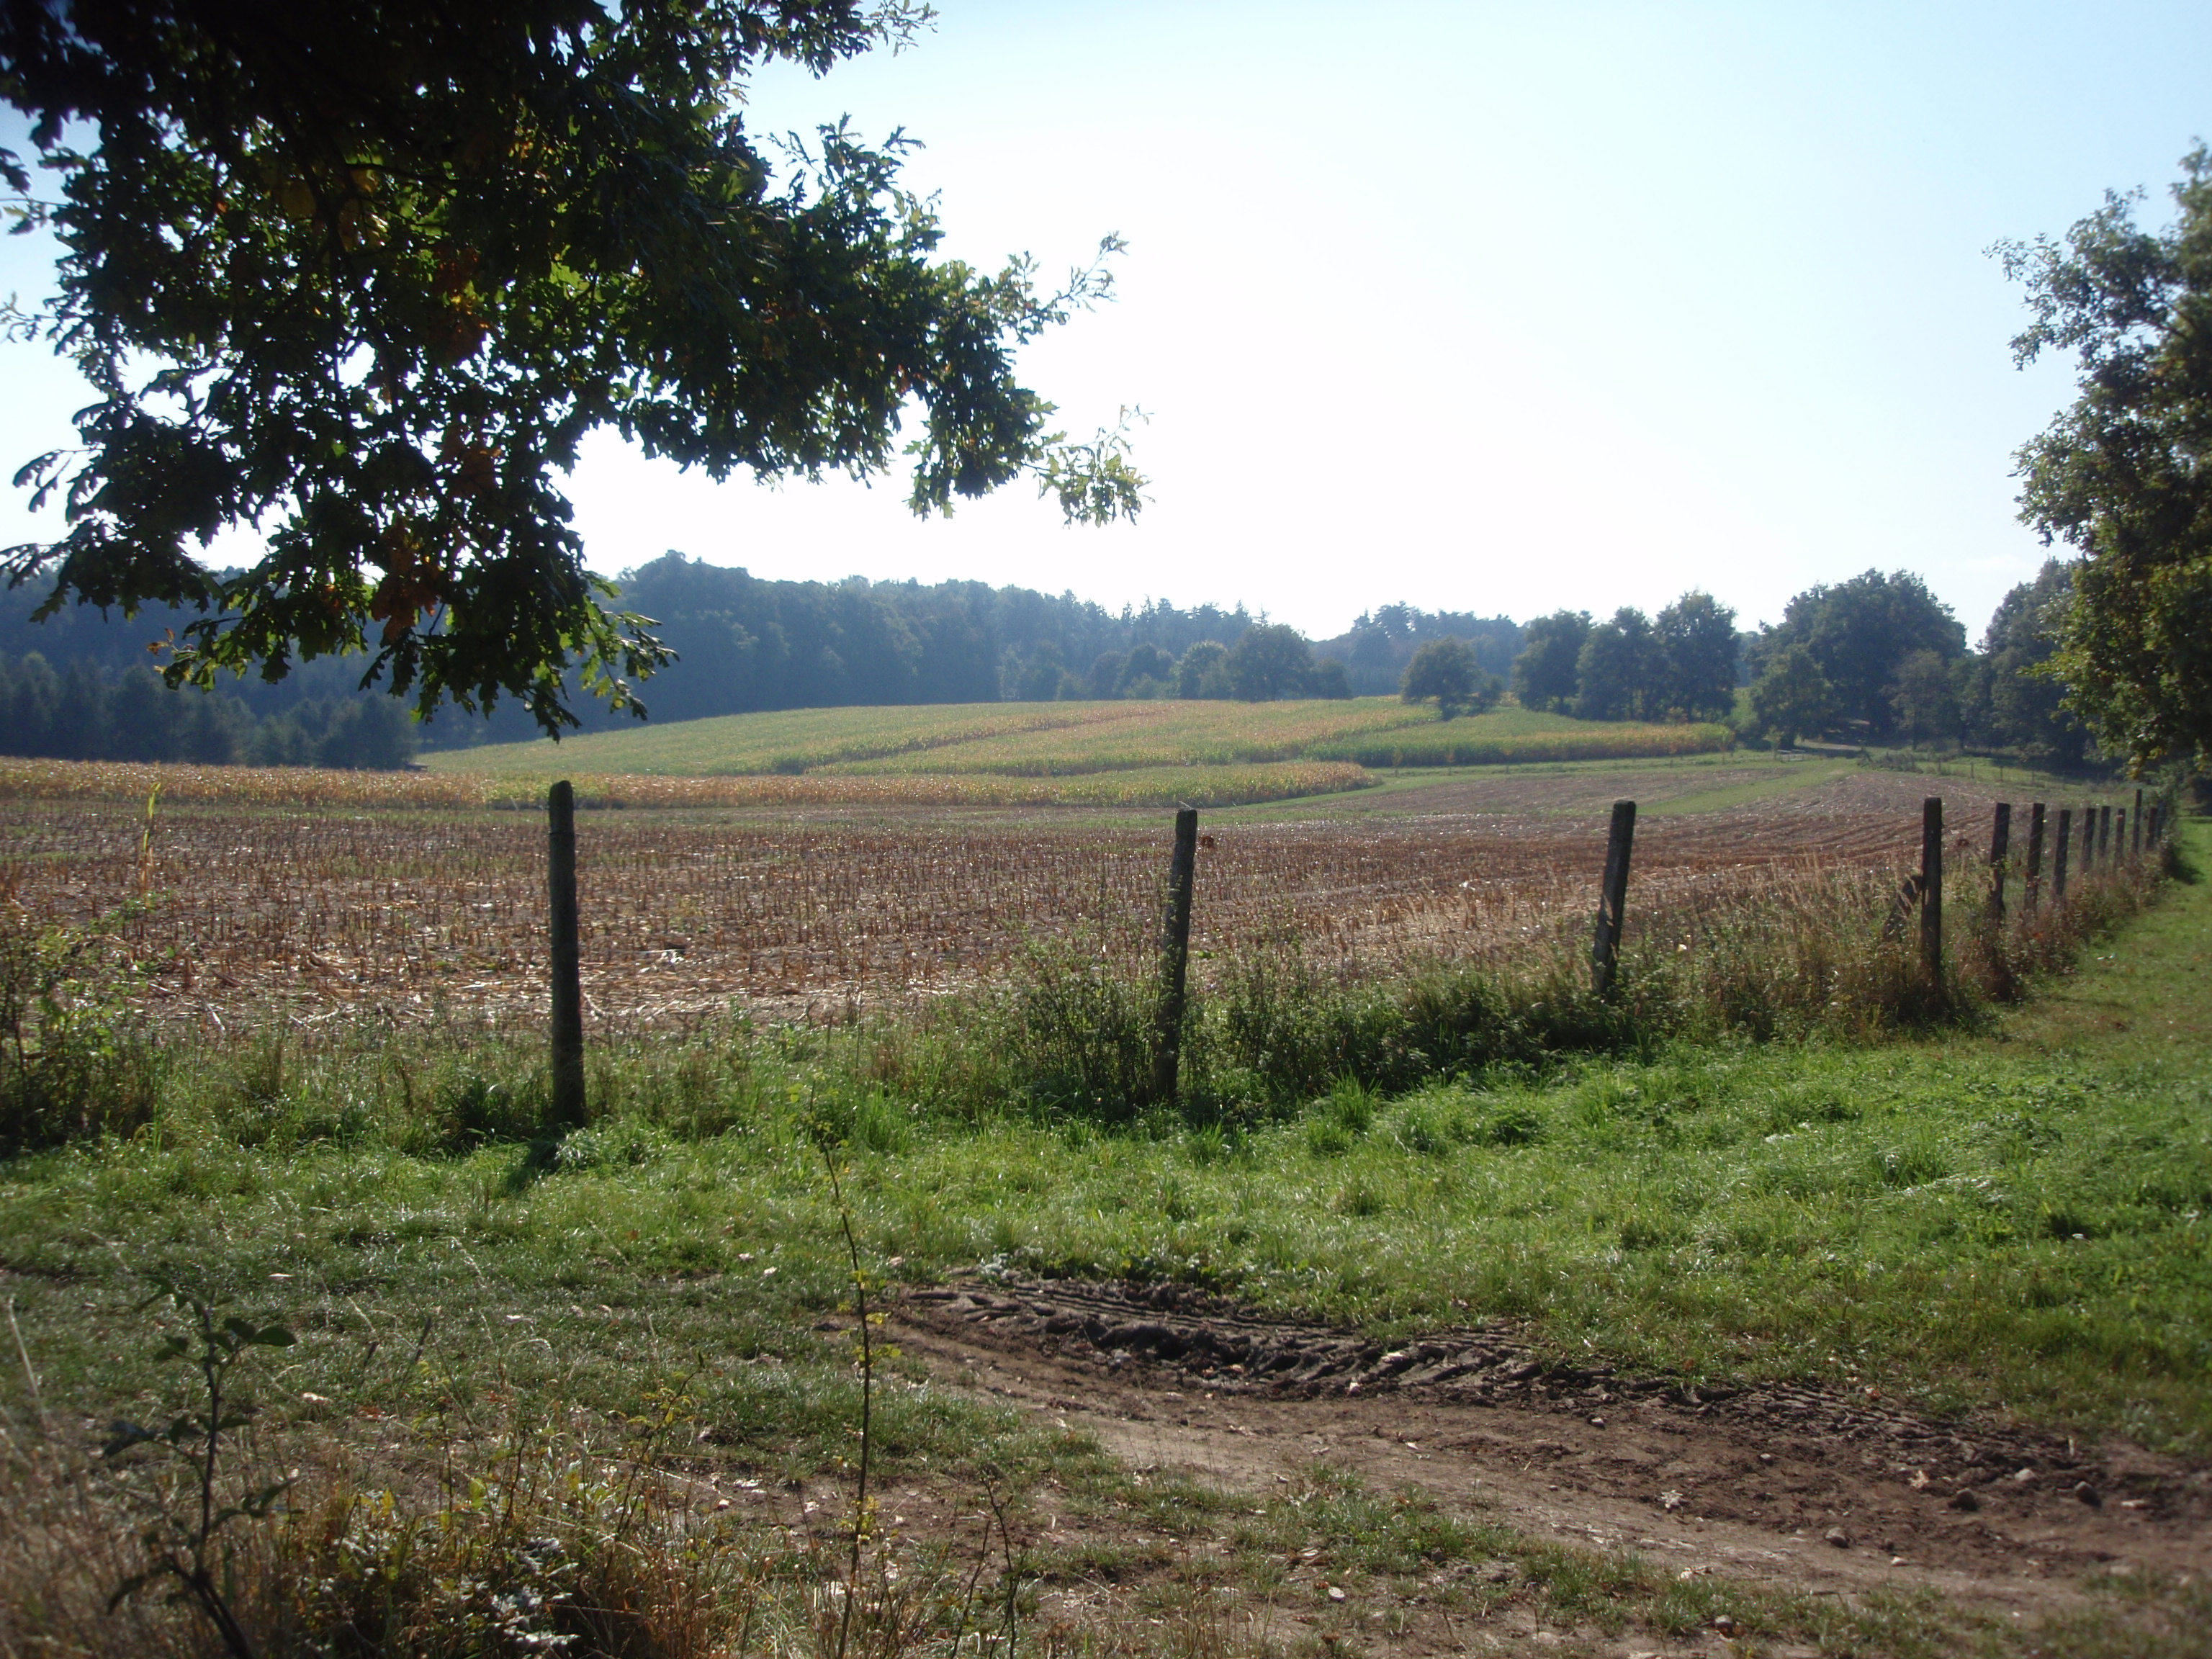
left=4, top=0, right=2208, bottom=639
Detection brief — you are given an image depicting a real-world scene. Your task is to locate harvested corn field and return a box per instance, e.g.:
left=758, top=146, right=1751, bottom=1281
left=0, top=755, right=2044, bottom=1034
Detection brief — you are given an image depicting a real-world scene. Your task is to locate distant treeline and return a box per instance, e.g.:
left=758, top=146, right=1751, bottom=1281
left=0, top=552, right=2093, bottom=768
left=1510, top=568, right=2089, bottom=762
left=0, top=649, right=416, bottom=769
left=0, top=558, right=1514, bottom=760
left=448, top=555, right=1526, bottom=742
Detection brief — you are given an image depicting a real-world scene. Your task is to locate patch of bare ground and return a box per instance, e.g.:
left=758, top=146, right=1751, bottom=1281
left=1261, top=762, right=1829, bottom=818
left=894, top=1277, right=2212, bottom=1627
left=1713, top=768, right=2049, bottom=822
left=1340, top=762, right=2059, bottom=825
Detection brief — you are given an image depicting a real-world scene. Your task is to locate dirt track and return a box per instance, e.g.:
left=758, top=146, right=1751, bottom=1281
left=894, top=1278, right=2212, bottom=1624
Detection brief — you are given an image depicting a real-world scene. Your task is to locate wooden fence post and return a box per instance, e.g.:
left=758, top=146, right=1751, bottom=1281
left=2100, top=805, right=2114, bottom=863
left=548, top=780, right=587, bottom=1129
left=2024, top=802, right=2045, bottom=914
left=1591, top=799, right=1637, bottom=997
left=2053, top=807, right=2072, bottom=903
left=2080, top=805, right=2096, bottom=873
left=1920, top=796, right=1943, bottom=984
left=1150, top=806, right=1200, bottom=1105
left=2134, top=788, right=2145, bottom=858
left=1988, top=802, right=2011, bottom=927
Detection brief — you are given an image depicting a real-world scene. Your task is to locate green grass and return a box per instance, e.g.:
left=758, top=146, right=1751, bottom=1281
left=1640, top=755, right=1858, bottom=814
left=871, top=1038, right=2212, bottom=1446
left=1197, top=746, right=1849, bottom=824
left=426, top=697, right=1733, bottom=783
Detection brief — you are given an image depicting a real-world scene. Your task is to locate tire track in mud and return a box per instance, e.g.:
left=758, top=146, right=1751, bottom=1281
left=897, top=1277, right=2212, bottom=1613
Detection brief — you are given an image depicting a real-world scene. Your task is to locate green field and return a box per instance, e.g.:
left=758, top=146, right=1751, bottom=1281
left=425, top=696, right=1735, bottom=795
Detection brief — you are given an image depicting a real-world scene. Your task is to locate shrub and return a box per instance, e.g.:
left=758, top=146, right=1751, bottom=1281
left=991, top=939, right=1159, bottom=1123
left=0, top=916, right=160, bottom=1154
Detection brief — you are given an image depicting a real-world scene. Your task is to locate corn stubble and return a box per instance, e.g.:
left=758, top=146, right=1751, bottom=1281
left=5, top=768, right=1954, bottom=1037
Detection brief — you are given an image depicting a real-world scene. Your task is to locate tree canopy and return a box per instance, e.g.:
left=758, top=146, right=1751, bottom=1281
left=1318, top=604, right=1521, bottom=696
left=0, top=0, right=1142, bottom=734
left=1510, top=610, right=1588, bottom=712
left=1399, top=637, right=1494, bottom=719
left=1223, top=623, right=1316, bottom=701
left=1749, top=570, right=1963, bottom=737
left=1997, top=148, right=2212, bottom=773
left=1572, top=608, right=1659, bottom=721
left=1747, top=644, right=1833, bottom=750
left=1499, top=593, right=1738, bottom=728
left=1652, top=590, right=1738, bottom=721
left=1959, top=560, right=2088, bottom=765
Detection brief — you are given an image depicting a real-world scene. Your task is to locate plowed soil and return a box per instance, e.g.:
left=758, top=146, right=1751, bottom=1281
left=895, top=1277, right=2212, bottom=1620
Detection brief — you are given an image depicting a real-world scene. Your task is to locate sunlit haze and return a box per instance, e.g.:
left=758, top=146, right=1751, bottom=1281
left=5, top=0, right=2208, bottom=639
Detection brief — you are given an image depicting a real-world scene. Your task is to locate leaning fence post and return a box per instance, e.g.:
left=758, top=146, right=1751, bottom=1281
left=1988, top=802, right=2011, bottom=928
left=549, top=779, right=587, bottom=1129
left=2098, top=804, right=2113, bottom=864
left=2080, top=805, right=2096, bottom=873
left=2053, top=807, right=2072, bottom=903
left=1591, top=799, right=1637, bottom=997
left=2134, top=788, right=2144, bottom=858
left=1149, top=806, right=1200, bottom=1105
left=2024, top=803, right=2046, bottom=915
left=1920, top=797, right=1943, bottom=984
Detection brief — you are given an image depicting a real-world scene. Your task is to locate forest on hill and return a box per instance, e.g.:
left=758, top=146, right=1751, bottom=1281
left=0, top=554, right=2086, bottom=770
left=0, top=556, right=1521, bottom=763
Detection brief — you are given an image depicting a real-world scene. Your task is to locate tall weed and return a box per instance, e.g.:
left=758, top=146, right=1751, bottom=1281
left=0, top=914, right=160, bottom=1154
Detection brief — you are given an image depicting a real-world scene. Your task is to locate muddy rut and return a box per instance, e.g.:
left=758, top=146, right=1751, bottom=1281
left=894, top=1277, right=2211, bottom=1617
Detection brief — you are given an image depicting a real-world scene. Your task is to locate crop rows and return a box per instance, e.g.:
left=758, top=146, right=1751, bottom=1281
left=2, top=782, right=1923, bottom=1033
left=1303, top=723, right=1734, bottom=768
left=423, top=696, right=1735, bottom=782
left=421, top=700, right=1146, bottom=778
left=0, top=757, right=1369, bottom=812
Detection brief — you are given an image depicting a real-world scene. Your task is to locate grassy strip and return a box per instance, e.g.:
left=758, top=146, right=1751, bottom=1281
left=1640, top=756, right=1859, bottom=814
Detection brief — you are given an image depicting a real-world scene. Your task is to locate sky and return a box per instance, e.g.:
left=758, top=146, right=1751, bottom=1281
left=3, top=0, right=2208, bottom=641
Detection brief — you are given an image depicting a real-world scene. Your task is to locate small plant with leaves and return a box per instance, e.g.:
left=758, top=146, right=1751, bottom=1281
left=822, top=1151, right=886, bottom=1659
left=102, top=1276, right=295, bottom=1659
